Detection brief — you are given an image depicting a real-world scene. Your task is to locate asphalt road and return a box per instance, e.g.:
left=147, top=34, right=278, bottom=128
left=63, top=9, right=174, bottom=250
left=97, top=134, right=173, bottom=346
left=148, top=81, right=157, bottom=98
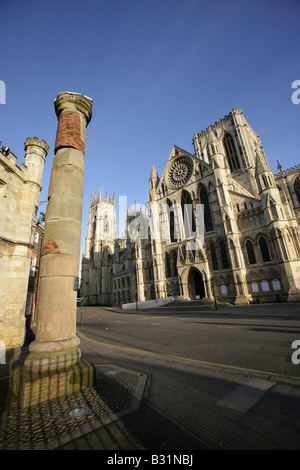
left=60, top=302, right=300, bottom=450
left=77, top=302, right=300, bottom=380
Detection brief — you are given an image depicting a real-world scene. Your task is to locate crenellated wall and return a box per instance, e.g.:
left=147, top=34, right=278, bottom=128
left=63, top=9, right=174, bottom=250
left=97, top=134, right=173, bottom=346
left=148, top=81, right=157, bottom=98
left=0, top=138, right=49, bottom=353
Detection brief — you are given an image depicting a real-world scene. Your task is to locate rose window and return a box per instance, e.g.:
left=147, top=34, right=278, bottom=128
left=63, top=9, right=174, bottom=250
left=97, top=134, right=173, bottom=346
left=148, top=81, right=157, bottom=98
left=167, top=157, right=193, bottom=188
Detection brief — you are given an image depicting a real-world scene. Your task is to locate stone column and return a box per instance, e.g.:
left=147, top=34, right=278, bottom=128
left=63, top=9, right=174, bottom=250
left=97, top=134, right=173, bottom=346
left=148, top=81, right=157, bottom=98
left=10, top=92, right=93, bottom=408
left=25, top=92, right=93, bottom=373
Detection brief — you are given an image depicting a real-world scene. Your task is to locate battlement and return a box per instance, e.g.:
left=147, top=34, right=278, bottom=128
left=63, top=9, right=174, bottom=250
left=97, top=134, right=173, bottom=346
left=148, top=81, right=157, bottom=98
left=274, top=162, right=300, bottom=178
left=193, top=109, right=243, bottom=140
left=1, top=142, right=18, bottom=160
left=24, top=137, right=50, bottom=154
left=0, top=142, right=27, bottom=178
left=128, top=202, right=148, bottom=217
left=0, top=138, right=49, bottom=187
left=90, top=188, right=116, bottom=206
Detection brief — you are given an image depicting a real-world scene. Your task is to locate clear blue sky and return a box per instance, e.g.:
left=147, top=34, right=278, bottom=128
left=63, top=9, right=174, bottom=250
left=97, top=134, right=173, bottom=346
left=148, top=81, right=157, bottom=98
left=1, top=0, right=300, bottom=259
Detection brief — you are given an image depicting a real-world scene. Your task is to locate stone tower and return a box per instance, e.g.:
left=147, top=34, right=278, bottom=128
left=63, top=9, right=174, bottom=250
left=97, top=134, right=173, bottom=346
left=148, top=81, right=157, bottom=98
left=81, top=190, right=118, bottom=305
left=0, top=137, right=49, bottom=355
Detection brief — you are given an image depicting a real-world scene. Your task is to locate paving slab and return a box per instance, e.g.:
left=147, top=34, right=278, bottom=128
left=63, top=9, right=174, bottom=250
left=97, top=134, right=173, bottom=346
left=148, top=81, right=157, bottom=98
left=217, top=377, right=276, bottom=413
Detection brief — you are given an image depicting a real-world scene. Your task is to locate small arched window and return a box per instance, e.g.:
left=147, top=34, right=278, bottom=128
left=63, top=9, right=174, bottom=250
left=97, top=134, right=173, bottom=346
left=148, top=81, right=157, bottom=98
left=262, top=175, right=268, bottom=188
left=259, top=236, right=271, bottom=262
left=246, top=240, right=256, bottom=264
left=223, top=133, right=240, bottom=172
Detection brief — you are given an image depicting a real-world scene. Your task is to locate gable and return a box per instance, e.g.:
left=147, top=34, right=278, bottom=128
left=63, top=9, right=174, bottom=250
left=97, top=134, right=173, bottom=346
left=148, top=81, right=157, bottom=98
left=158, top=145, right=212, bottom=193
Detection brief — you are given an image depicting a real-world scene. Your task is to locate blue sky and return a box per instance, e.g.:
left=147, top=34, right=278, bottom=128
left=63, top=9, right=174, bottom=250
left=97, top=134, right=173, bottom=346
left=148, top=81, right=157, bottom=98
left=1, top=0, right=300, bottom=261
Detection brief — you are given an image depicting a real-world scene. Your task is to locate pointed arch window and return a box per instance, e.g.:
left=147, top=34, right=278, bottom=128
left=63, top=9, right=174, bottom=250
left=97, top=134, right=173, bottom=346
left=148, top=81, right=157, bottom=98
left=92, top=215, right=96, bottom=238
left=261, top=175, right=268, bottom=188
left=220, top=240, right=230, bottom=269
left=294, top=176, right=300, bottom=204
left=259, top=236, right=271, bottom=262
left=90, top=245, right=94, bottom=263
left=173, top=250, right=178, bottom=277
left=148, top=261, right=154, bottom=281
left=165, top=253, right=172, bottom=278
left=246, top=240, right=256, bottom=264
left=223, top=133, right=240, bottom=172
left=199, top=185, right=214, bottom=232
left=154, top=259, right=159, bottom=279
left=210, top=243, right=219, bottom=270
left=167, top=200, right=176, bottom=242
left=181, top=191, right=196, bottom=239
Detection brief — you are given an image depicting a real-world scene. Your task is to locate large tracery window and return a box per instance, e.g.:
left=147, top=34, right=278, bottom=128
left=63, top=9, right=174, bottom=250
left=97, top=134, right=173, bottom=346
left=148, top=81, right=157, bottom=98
left=223, top=133, right=240, bottom=172
left=294, top=176, right=300, bottom=205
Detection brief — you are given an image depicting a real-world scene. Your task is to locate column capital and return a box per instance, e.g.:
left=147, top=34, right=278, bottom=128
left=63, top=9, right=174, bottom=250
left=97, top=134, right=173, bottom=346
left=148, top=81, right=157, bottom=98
left=54, top=91, right=93, bottom=125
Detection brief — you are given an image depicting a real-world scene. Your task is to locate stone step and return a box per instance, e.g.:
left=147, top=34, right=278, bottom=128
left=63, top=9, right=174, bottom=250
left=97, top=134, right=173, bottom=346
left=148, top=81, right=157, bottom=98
left=151, top=299, right=231, bottom=311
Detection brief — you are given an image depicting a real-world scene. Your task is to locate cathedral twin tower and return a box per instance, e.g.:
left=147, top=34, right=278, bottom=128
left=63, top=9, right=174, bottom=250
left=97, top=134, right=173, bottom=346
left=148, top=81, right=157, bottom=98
left=81, top=108, right=300, bottom=308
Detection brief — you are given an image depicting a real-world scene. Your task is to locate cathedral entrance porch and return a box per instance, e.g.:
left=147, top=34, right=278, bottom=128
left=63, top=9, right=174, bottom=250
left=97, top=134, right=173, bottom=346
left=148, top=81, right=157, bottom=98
left=176, top=265, right=212, bottom=301
left=188, top=269, right=205, bottom=299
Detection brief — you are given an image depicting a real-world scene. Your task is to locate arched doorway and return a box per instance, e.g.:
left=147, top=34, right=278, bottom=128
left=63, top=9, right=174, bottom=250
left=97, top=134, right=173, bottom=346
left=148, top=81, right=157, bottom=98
left=188, top=269, right=205, bottom=299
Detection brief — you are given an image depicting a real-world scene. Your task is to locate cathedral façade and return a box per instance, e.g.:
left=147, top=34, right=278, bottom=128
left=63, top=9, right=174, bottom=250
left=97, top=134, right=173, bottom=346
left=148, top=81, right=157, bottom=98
left=80, top=109, right=300, bottom=307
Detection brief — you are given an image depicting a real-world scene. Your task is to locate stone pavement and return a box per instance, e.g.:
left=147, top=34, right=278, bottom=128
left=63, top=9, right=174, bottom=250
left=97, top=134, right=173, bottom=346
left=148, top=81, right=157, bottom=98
left=0, top=362, right=147, bottom=450
left=1, top=302, right=300, bottom=451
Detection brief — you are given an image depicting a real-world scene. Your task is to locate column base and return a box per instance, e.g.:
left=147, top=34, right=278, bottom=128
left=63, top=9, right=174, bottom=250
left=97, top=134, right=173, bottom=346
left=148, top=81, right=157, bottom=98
left=234, top=295, right=251, bottom=305
left=10, top=358, right=95, bottom=409
left=24, top=336, right=81, bottom=374
left=287, top=292, right=300, bottom=302
left=10, top=337, right=95, bottom=409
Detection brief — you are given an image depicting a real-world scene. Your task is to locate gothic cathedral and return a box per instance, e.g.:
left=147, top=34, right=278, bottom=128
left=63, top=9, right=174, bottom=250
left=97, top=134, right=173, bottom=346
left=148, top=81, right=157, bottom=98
left=80, top=109, right=300, bottom=307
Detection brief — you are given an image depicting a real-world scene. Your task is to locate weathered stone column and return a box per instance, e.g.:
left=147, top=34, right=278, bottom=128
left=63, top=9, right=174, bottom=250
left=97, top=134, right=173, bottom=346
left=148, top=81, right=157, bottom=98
left=26, top=92, right=93, bottom=373
left=10, top=92, right=94, bottom=407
